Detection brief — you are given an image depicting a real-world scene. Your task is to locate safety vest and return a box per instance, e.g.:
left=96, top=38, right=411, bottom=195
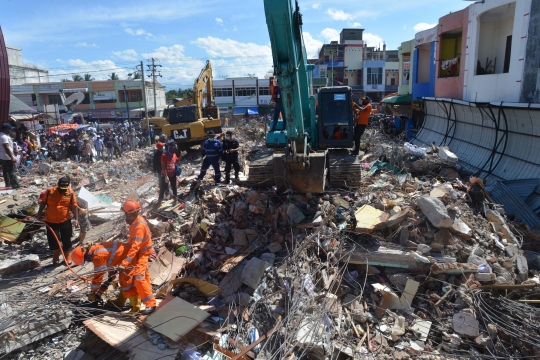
left=121, top=216, right=153, bottom=267
left=90, top=241, right=130, bottom=294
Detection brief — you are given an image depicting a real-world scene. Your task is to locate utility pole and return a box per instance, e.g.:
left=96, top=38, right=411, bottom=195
left=136, top=61, right=149, bottom=134
left=123, top=85, right=131, bottom=132
left=147, top=58, right=162, bottom=119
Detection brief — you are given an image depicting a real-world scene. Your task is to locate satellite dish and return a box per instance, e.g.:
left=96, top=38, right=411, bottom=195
left=64, top=92, right=85, bottom=109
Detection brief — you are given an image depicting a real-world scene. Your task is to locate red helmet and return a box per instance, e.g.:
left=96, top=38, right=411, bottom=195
left=71, top=246, right=86, bottom=266
left=122, top=199, right=141, bottom=214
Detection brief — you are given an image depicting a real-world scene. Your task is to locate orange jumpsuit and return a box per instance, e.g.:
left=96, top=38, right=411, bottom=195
left=89, top=241, right=132, bottom=297
left=120, top=215, right=156, bottom=307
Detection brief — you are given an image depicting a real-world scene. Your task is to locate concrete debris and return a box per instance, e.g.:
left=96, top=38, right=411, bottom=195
left=1, top=123, right=539, bottom=360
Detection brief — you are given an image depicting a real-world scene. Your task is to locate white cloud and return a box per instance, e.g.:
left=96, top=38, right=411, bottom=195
left=112, top=49, right=138, bottom=61
left=320, top=28, right=340, bottom=42
left=124, top=27, right=154, bottom=38
left=303, top=32, right=323, bottom=58
left=363, top=32, right=384, bottom=47
left=413, top=22, right=437, bottom=32
left=312, top=3, right=321, bottom=9
left=192, top=37, right=272, bottom=78
left=75, top=42, right=99, bottom=48
left=351, top=22, right=362, bottom=27
left=326, top=8, right=353, bottom=21
left=216, top=18, right=223, bottom=25
left=49, top=59, right=130, bottom=82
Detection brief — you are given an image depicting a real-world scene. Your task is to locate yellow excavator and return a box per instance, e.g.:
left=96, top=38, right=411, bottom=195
left=161, top=60, right=221, bottom=149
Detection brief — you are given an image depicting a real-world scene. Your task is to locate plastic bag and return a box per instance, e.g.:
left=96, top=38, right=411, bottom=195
left=404, top=142, right=427, bottom=158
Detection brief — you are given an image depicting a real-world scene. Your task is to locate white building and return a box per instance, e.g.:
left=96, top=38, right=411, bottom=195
left=463, top=0, right=532, bottom=103
left=6, top=45, right=49, bottom=85
left=213, top=78, right=273, bottom=116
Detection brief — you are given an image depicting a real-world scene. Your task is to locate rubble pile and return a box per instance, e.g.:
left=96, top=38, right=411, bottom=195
left=0, top=125, right=539, bottom=359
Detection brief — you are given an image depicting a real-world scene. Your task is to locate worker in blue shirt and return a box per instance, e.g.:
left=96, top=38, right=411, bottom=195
left=197, top=130, right=223, bottom=185
left=222, top=130, right=240, bottom=183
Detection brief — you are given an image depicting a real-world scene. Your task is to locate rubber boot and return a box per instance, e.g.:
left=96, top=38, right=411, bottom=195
left=128, top=295, right=141, bottom=313
left=52, top=249, right=61, bottom=265
left=107, top=289, right=128, bottom=307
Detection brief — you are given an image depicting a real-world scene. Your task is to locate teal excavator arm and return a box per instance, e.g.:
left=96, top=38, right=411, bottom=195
left=264, top=0, right=316, bottom=149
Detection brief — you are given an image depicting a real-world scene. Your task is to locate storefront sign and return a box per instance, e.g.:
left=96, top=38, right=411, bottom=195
left=89, top=110, right=115, bottom=119
left=93, top=92, right=116, bottom=101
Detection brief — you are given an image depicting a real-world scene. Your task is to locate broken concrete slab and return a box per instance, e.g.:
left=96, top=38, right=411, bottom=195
left=431, top=263, right=479, bottom=275
left=267, top=241, right=282, bottom=253
left=453, top=311, right=479, bottom=337
left=0, top=254, right=40, bottom=275
left=372, top=279, right=419, bottom=316
left=354, top=205, right=389, bottom=233
left=451, top=218, right=472, bottom=240
left=486, top=210, right=518, bottom=245
left=148, top=247, right=185, bottom=286
left=385, top=209, right=410, bottom=228
left=416, top=196, right=452, bottom=228
left=433, top=228, right=453, bottom=246
left=515, top=255, right=529, bottom=282
left=474, top=273, right=497, bottom=282
left=430, top=186, right=450, bottom=199
left=241, top=257, right=269, bottom=289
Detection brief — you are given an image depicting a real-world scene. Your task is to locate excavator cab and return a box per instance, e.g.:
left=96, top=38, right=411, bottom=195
left=317, top=86, right=354, bottom=149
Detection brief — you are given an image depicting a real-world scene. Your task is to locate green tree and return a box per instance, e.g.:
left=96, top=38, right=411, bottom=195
left=178, top=88, right=193, bottom=99
left=133, top=72, right=141, bottom=80
left=60, top=78, right=72, bottom=82
left=72, top=74, right=83, bottom=81
left=166, top=90, right=179, bottom=102
left=108, top=72, right=119, bottom=80
left=83, top=74, right=94, bottom=81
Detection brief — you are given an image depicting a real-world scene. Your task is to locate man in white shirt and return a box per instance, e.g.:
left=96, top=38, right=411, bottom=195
left=0, top=123, right=19, bottom=189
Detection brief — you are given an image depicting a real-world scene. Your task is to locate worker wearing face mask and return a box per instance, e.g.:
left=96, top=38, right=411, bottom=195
left=36, top=177, right=79, bottom=265
left=222, top=130, right=240, bottom=184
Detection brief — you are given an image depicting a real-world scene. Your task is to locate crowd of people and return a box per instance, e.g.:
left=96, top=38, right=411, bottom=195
left=7, top=120, right=154, bottom=168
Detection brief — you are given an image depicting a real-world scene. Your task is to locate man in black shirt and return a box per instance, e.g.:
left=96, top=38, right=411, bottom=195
left=222, top=130, right=240, bottom=183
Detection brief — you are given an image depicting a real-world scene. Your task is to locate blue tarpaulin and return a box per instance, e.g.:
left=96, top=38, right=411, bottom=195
left=233, top=107, right=259, bottom=115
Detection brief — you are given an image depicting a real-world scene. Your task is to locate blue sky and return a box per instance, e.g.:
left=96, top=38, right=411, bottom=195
left=1, top=0, right=467, bottom=90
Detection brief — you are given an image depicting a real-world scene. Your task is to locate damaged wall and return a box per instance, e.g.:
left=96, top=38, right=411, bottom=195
left=414, top=99, right=540, bottom=181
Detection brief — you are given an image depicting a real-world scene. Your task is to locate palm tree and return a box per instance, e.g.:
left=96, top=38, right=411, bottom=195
left=72, top=74, right=83, bottom=82
left=61, top=78, right=72, bottom=82
left=83, top=74, right=94, bottom=81
left=108, top=72, right=119, bottom=81
left=133, top=72, right=141, bottom=80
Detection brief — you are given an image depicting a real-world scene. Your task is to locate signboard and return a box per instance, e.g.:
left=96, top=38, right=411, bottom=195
left=334, top=94, right=346, bottom=101
left=89, top=110, right=116, bottom=119
left=172, top=128, right=191, bottom=140
left=93, top=92, right=116, bottom=101
left=64, top=88, right=88, bottom=93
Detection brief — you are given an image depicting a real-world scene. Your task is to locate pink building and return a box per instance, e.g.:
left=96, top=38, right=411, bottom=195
left=434, top=8, right=469, bottom=100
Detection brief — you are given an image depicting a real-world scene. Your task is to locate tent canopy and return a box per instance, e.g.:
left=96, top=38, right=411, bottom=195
left=381, top=94, right=412, bottom=104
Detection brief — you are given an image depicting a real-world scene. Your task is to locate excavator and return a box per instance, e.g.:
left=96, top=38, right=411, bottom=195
left=247, top=0, right=361, bottom=193
left=160, top=60, right=221, bottom=148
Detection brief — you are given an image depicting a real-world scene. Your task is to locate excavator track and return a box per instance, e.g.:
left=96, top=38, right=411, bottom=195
left=327, top=150, right=362, bottom=189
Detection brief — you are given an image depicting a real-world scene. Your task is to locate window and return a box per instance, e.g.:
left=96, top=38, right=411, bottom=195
left=476, top=2, right=515, bottom=75
left=213, top=88, right=233, bottom=97
left=235, top=87, right=256, bottom=97
left=367, top=68, right=383, bottom=85
left=31, top=94, right=37, bottom=106
left=416, top=45, right=431, bottom=83
left=439, top=31, right=462, bottom=78
left=319, top=67, right=327, bottom=78
left=118, top=90, right=142, bottom=103
left=48, top=95, right=62, bottom=105
left=258, top=87, right=270, bottom=96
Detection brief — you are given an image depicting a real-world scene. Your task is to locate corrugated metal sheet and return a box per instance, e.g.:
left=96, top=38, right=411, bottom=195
left=501, top=178, right=540, bottom=201
left=0, top=27, right=10, bottom=125
left=488, top=181, right=540, bottom=228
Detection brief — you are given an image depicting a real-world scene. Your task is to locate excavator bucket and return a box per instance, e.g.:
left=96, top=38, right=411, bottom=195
left=273, top=152, right=326, bottom=193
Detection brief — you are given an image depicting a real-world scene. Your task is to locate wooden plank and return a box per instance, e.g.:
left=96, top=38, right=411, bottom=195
left=219, top=246, right=256, bottom=273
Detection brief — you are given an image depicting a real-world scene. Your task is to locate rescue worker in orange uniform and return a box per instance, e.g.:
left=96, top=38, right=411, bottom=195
left=71, top=241, right=142, bottom=313
left=117, top=199, right=156, bottom=315
left=352, top=96, right=372, bottom=156
left=36, top=177, right=79, bottom=265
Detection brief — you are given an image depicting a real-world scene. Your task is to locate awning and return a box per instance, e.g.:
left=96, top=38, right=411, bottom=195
left=233, top=107, right=259, bottom=115
left=381, top=94, right=412, bottom=104
left=10, top=95, right=37, bottom=115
